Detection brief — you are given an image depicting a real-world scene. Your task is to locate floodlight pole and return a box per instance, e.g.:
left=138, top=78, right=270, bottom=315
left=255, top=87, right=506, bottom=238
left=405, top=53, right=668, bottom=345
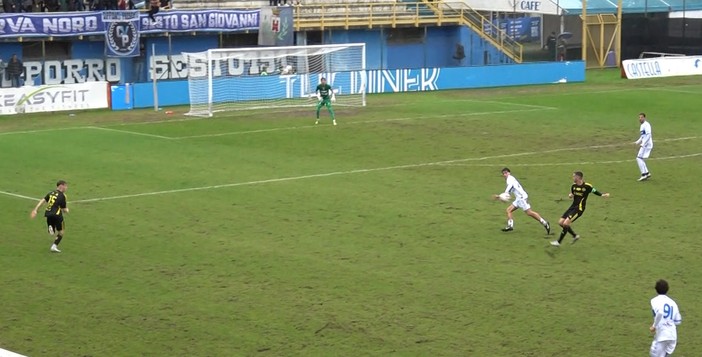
left=616, top=0, right=622, bottom=67
left=581, top=0, right=587, bottom=62
left=152, top=43, right=159, bottom=112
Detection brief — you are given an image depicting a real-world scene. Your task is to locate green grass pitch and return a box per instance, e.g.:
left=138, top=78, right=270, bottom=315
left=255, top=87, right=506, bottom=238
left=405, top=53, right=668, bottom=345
left=1, top=70, right=701, bottom=356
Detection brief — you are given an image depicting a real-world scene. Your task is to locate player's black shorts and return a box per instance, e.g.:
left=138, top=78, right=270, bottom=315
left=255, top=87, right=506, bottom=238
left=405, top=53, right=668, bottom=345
left=46, top=215, right=64, bottom=234
left=561, top=207, right=584, bottom=222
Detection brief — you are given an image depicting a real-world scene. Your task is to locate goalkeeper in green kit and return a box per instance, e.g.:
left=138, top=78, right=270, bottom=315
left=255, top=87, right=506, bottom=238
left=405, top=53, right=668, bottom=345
left=315, top=77, right=337, bottom=126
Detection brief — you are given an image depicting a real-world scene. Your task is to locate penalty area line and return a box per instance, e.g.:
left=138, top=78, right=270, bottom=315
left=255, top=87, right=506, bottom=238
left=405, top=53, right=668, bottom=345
left=172, top=107, right=556, bottom=139
left=0, top=107, right=555, bottom=140
left=87, top=126, right=174, bottom=140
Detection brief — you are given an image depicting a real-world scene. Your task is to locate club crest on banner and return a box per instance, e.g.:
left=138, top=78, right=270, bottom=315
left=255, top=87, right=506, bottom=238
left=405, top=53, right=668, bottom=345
left=103, top=11, right=141, bottom=57
left=258, top=6, right=292, bottom=46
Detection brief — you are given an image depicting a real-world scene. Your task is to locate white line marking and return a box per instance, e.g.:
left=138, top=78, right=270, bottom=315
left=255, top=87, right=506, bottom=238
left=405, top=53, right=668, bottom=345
left=3, top=136, right=698, bottom=203
left=87, top=126, right=174, bottom=140
left=435, top=98, right=558, bottom=110
left=2, top=83, right=702, bottom=137
left=68, top=136, right=699, bottom=203
left=0, top=347, right=28, bottom=357
left=2, top=84, right=700, bottom=137
left=173, top=107, right=555, bottom=139
left=104, top=116, right=206, bottom=126
left=438, top=153, right=702, bottom=167
left=644, top=87, right=702, bottom=95
left=0, top=126, right=90, bottom=137
left=0, top=190, right=36, bottom=201
left=482, top=83, right=702, bottom=101
left=0, top=107, right=553, bottom=140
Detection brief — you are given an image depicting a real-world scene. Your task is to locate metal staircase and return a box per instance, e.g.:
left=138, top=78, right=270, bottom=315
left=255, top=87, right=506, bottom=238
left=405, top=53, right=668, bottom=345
left=418, top=0, right=523, bottom=63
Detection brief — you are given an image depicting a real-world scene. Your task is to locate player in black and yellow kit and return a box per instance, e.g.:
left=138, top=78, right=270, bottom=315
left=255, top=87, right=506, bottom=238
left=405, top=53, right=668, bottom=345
left=550, top=172, right=609, bottom=247
left=31, top=180, right=69, bottom=253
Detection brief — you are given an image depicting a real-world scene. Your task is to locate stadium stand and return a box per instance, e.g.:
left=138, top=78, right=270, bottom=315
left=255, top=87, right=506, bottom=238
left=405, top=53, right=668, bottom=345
left=293, top=1, right=433, bottom=30
left=174, top=0, right=265, bottom=9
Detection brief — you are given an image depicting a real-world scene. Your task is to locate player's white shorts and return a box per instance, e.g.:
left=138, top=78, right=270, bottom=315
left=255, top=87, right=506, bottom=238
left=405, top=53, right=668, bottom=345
left=638, top=146, right=653, bottom=159
left=650, top=339, right=676, bottom=357
left=511, top=198, right=532, bottom=211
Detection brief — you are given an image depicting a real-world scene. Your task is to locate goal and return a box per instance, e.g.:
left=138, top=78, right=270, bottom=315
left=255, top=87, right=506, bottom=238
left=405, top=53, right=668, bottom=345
left=183, top=43, right=367, bottom=117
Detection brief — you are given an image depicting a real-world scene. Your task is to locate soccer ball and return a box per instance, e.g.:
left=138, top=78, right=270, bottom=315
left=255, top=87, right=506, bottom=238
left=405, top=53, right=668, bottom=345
left=498, top=192, right=512, bottom=202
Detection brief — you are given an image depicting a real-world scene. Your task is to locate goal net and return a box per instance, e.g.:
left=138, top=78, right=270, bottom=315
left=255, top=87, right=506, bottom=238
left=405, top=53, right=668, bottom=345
left=183, top=43, right=367, bottom=117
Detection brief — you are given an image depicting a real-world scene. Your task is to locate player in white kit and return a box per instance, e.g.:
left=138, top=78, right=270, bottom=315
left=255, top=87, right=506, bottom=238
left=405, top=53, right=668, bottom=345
left=494, top=168, right=550, bottom=234
left=649, top=279, right=682, bottom=357
left=634, top=112, right=653, bottom=181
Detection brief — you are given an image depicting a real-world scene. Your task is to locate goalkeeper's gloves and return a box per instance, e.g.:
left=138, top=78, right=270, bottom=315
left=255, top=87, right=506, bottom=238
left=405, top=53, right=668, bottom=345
left=331, top=94, right=336, bottom=102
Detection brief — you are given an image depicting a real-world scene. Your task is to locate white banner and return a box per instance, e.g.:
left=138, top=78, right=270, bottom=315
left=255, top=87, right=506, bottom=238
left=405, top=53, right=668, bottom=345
left=459, top=0, right=562, bottom=15
left=0, top=82, right=109, bottom=115
left=622, top=56, right=702, bottom=79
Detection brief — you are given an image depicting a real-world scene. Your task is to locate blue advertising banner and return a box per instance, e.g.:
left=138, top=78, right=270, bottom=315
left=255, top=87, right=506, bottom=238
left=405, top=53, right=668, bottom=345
left=0, top=10, right=259, bottom=38
left=499, top=17, right=541, bottom=42
left=119, top=61, right=586, bottom=109
left=482, top=17, right=541, bottom=42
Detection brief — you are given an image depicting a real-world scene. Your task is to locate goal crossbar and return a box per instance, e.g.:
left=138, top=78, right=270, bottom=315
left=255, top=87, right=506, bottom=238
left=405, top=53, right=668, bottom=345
left=183, top=43, right=367, bottom=117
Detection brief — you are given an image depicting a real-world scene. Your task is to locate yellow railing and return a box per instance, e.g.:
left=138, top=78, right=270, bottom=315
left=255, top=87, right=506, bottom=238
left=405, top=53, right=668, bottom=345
left=293, top=2, right=457, bottom=30
left=293, top=1, right=523, bottom=63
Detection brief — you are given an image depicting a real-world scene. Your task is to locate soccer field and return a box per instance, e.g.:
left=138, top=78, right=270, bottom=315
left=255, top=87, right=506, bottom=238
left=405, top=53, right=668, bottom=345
left=1, top=70, right=701, bottom=356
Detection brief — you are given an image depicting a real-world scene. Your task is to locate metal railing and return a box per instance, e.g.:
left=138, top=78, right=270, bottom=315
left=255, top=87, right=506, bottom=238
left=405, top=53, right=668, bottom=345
left=292, top=1, right=523, bottom=63
left=430, top=1, right=523, bottom=63
left=293, top=1, right=455, bottom=30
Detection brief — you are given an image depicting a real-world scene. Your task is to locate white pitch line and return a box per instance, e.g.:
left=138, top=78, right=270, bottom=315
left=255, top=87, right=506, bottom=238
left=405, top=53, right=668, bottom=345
left=87, top=126, right=174, bottom=140
left=4, top=136, right=698, bottom=203
left=0, top=126, right=91, bottom=137
left=0, top=347, right=28, bottom=357
left=644, top=87, right=702, bottom=95
left=437, top=152, right=702, bottom=167
left=68, top=136, right=700, bottom=203
left=475, top=83, right=702, bottom=101
left=0, top=106, right=552, bottom=140
left=0, top=190, right=36, bottom=201
left=173, top=107, right=555, bottom=139
left=1, top=84, right=701, bottom=137
left=435, top=98, right=558, bottom=110
left=104, top=115, right=207, bottom=126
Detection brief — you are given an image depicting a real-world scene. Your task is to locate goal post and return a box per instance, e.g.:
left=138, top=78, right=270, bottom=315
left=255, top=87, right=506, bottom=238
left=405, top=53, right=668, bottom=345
left=183, top=43, right=367, bottom=117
